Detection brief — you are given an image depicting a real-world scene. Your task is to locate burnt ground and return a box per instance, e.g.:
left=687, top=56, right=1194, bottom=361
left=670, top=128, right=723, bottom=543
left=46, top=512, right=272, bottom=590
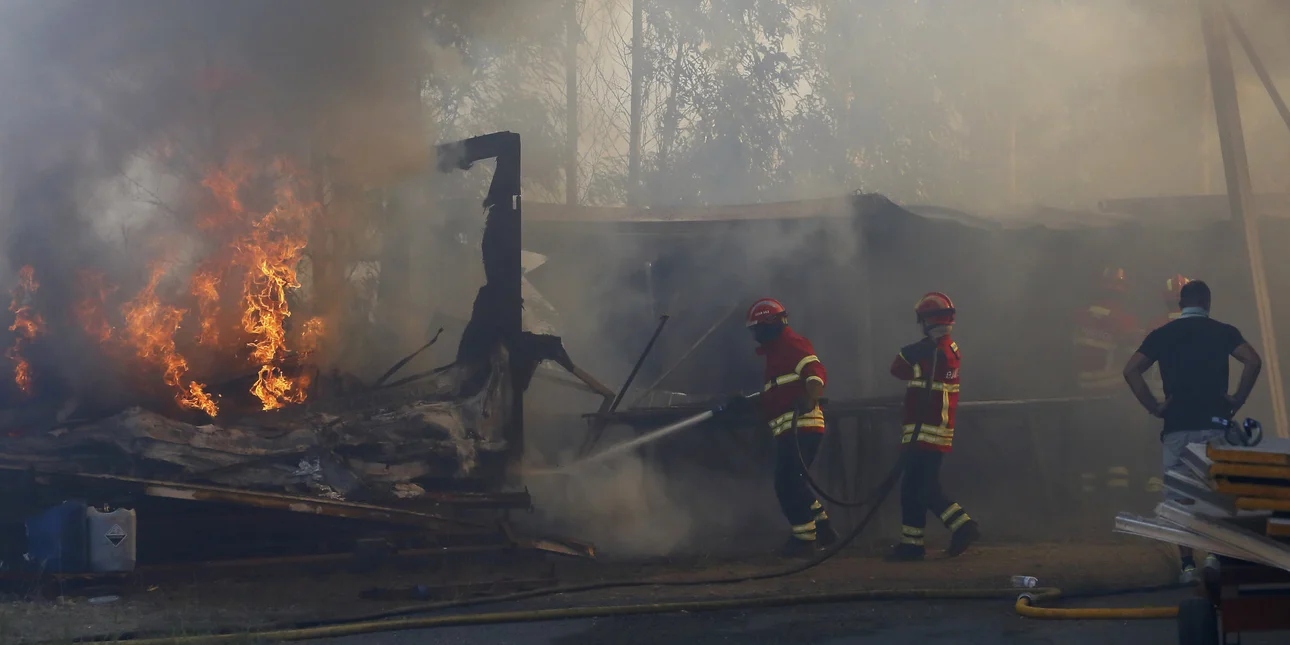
left=0, top=541, right=1185, bottom=643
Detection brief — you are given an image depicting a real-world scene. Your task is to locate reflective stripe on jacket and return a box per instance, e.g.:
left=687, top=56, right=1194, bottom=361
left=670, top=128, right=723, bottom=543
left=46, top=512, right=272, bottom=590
left=757, top=328, right=827, bottom=436
left=1073, top=302, right=1140, bottom=392
left=890, top=336, right=960, bottom=452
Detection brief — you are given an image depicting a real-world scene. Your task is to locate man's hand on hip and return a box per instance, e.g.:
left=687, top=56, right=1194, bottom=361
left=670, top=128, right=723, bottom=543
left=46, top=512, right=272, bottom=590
left=1225, top=393, right=1246, bottom=414
left=1150, top=398, right=1171, bottom=419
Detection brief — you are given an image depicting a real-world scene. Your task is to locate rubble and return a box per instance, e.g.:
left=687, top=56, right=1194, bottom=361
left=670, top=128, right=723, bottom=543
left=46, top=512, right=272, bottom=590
left=1114, top=437, right=1290, bottom=571
left=0, top=345, right=515, bottom=503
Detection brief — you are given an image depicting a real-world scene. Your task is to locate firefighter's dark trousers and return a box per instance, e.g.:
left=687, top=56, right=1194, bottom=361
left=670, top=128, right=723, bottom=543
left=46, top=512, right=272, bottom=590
left=775, top=431, right=828, bottom=542
left=899, top=448, right=972, bottom=548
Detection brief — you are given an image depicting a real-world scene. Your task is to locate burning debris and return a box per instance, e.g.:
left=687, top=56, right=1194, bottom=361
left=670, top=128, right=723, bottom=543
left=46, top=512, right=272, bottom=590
left=0, top=0, right=557, bottom=513
left=6, top=266, right=44, bottom=397
left=0, top=345, right=516, bottom=499
left=0, top=129, right=559, bottom=506
left=5, top=152, right=325, bottom=419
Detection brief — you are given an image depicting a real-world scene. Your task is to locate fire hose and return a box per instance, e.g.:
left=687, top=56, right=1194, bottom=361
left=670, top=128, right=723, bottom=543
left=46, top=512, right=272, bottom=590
left=71, top=373, right=1183, bottom=643
left=76, top=585, right=1187, bottom=644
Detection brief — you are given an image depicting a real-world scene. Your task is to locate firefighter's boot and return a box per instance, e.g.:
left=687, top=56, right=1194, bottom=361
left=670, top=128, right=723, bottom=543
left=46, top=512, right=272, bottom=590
left=946, top=520, right=981, bottom=557
left=884, top=543, right=925, bottom=562
left=815, top=518, right=838, bottom=548
left=779, top=536, right=816, bottom=558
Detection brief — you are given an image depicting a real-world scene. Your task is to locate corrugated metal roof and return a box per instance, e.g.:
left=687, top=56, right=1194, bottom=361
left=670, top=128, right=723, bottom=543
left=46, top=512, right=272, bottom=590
left=519, top=192, right=1290, bottom=230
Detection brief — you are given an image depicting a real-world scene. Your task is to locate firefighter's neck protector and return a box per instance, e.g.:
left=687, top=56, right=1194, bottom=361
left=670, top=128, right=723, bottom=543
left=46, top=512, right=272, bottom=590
left=923, top=323, right=952, bottom=338
left=752, top=322, right=786, bottom=345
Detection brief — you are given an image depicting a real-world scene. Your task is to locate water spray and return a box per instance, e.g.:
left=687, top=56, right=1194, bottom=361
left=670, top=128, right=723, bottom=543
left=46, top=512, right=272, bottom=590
left=529, top=393, right=761, bottom=474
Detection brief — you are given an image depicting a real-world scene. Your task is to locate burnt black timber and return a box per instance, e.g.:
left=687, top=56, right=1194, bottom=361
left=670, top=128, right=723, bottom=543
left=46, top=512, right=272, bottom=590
left=0, top=465, right=490, bottom=533
left=435, top=132, right=526, bottom=462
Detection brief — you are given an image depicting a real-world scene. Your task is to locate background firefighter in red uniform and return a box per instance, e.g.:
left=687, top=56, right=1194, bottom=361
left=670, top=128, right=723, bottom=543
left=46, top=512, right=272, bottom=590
left=886, top=292, right=980, bottom=562
left=744, top=298, right=838, bottom=557
left=1071, top=268, right=1143, bottom=503
left=1148, top=274, right=1190, bottom=332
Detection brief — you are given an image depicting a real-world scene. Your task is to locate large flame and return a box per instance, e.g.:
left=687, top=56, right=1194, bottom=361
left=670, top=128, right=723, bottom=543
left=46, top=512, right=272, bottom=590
left=233, top=160, right=318, bottom=410
left=6, top=266, right=44, bottom=395
left=120, top=264, right=218, bottom=417
left=5, top=150, right=323, bottom=416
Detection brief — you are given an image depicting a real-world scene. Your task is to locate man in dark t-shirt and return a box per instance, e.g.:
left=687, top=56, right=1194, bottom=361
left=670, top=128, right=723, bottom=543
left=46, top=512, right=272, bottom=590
left=1122, top=280, right=1262, bottom=583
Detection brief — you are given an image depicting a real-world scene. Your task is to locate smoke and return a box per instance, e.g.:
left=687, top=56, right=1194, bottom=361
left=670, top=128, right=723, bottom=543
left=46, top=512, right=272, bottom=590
left=815, top=0, right=1290, bottom=212
left=517, top=0, right=1290, bottom=556
left=0, top=0, right=452, bottom=405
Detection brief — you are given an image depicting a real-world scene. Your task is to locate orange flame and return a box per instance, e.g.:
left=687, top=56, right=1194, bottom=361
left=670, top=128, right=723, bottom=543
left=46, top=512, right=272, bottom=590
left=226, top=160, right=317, bottom=410
left=298, top=317, right=324, bottom=354
left=3, top=151, right=327, bottom=415
left=74, top=269, right=117, bottom=343
left=6, top=266, right=44, bottom=395
left=191, top=266, right=222, bottom=345
left=198, top=162, right=250, bottom=231
left=120, top=264, right=218, bottom=417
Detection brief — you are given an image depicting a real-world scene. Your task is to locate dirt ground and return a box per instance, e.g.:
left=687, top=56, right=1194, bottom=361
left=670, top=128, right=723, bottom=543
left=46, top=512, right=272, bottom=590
left=0, top=541, right=1182, bottom=644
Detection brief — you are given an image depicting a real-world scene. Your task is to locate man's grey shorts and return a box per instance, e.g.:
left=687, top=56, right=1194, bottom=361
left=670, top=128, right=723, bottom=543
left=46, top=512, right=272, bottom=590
left=1162, top=429, right=1227, bottom=501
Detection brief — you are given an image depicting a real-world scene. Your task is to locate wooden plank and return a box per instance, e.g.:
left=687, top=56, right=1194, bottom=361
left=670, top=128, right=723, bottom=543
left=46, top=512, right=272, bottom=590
left=1156, top=502, right=1290, bottom=571
left=1183, top=443, right=1214, bottom=482
left=1213, top=478, right=1290, bottom=500
left=1237, top=497, right=1290, bottom=512
left=1165, top=469, right=1239, bottom=516
left=0, top=464, right=486, bottom=532
left=1207, top=438, right=1290, bottom=466
left=1209, top=462, right=1290, bottom=481
left=1268, top=517, right=1290, bottom=538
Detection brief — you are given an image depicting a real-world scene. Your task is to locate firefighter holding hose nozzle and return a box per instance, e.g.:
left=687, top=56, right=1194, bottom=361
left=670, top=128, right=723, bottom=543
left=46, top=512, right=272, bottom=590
left=886, top=292, right=981, bottom=562
left=741, top=298, right=838, bottom=557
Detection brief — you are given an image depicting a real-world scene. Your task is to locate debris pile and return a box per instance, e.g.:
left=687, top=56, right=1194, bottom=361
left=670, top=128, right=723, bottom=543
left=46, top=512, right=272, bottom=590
left=0, top=345, right=515, bottom=502
left=1115, top=438, right=1290, bottom=570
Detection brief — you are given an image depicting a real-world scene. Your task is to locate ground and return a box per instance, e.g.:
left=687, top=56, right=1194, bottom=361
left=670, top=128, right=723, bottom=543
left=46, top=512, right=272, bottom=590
left=0, top=541, right=1223, bottom=643
left=308, top=591, right=1285, bottom=645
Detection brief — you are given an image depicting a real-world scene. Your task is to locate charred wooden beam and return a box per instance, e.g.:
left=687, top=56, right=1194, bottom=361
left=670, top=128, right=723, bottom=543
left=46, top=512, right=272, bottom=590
left=434, top=132, right=525, bottom=463
left=0, top=466, right=488, bottom=533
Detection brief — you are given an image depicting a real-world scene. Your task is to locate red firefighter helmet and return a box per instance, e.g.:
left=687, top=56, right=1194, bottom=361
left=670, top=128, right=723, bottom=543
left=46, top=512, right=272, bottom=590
left=1164, top=274, right=1190, bottom=305
left=915, top=292, right=956, bottom=326
left=1102, top=267, right=1128, bottom=294
left=745, top=298, right=787, bottom=327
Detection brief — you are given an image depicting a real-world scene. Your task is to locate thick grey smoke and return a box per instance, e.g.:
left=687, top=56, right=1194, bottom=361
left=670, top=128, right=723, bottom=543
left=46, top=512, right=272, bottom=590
left=0, top=0, right=439, bottom=407
left=519, top=0, right=1290, bottom=556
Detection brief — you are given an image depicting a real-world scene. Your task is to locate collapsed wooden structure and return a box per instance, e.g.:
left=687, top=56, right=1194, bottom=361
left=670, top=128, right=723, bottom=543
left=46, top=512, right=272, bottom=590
left=0, top=132, right=597, bottom=570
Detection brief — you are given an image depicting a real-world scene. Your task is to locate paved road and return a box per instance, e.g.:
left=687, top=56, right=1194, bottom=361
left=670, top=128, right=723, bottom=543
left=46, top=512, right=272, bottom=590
left=309, top=591, right=1285, bottom=645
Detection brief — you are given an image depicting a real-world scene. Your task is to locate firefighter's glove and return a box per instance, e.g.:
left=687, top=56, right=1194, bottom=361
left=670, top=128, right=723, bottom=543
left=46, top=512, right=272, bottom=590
left=712, top=393, right=751, bottom=416
left=793, top=397, right=812, bottom=415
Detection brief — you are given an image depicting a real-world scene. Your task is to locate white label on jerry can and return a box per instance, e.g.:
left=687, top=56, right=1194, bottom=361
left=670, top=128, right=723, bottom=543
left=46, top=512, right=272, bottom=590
left=105, top=524, right=127, bottom=548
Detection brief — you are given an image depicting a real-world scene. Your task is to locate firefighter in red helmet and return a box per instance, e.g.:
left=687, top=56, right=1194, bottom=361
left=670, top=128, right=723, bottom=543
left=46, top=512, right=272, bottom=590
left=744, top=298, right=837, bottom=557
left=1074, top=268, right=1141, bottom=392
left=1071, top=268, right=1143, bottom=503
left=886, top=292, right=980, bottom=562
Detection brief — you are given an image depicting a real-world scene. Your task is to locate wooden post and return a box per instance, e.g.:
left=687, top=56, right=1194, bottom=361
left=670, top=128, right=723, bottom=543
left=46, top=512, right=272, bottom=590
left=628, top=0, right=643, bottom=206
left=1199, top=0, right=1289, bottom=438
left=565, top=0, right=579, bottom=206
left=1223, top=2, right=1290, bottom=136
left=1202, top=83, right=1215, bottom=194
